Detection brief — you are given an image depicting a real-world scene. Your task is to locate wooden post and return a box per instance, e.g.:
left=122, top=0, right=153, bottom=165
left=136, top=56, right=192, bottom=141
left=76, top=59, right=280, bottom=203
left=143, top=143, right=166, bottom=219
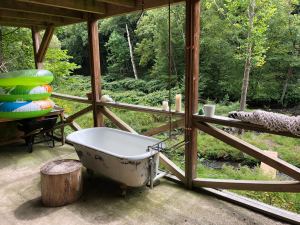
left=184, top=0, right=200, bottom=188
left=31, top=25, right=54, bottom=69
left=87, top=16, right=104, bottom=127
left=37, top=25, right=55, bottom=63
left=31, top=27, right=42, bottom=69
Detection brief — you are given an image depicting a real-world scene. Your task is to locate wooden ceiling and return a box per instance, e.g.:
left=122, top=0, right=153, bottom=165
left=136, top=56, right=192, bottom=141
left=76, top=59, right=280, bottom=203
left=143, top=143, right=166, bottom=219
left=0, top=0, right=183, bottom=28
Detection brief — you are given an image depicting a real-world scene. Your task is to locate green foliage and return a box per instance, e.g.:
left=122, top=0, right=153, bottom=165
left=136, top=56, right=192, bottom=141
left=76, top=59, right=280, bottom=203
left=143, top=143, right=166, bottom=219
left=0, top=27, right=34, bottom=71
left=44, top=48, right=80, bottom=83
left=105, top=31, right=130, bottom=76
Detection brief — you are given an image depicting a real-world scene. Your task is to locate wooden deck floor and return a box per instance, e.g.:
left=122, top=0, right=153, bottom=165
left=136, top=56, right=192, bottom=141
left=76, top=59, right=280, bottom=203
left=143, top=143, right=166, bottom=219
left=0, top=142, right=289, bottom=225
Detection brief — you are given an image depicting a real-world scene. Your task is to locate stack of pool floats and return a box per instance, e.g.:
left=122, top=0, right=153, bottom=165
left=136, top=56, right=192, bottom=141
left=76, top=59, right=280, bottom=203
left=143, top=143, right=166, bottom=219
left=0, top=69, right=54, bottom=119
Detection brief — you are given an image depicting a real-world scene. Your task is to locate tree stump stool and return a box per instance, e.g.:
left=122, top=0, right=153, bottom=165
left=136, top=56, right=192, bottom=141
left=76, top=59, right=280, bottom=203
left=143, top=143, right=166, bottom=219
left=40, top=159, right=82, bottom=207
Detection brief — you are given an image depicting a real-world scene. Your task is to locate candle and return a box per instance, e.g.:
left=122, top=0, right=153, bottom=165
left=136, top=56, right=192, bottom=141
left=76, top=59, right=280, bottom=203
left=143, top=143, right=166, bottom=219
left=162, top=100, right=169, bottom=111
left=175, top=94, right=182, bottom=112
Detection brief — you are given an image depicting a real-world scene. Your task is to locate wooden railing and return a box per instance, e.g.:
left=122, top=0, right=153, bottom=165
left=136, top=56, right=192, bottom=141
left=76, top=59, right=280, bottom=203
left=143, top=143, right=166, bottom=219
left=52, top=92, right=300, bottom=193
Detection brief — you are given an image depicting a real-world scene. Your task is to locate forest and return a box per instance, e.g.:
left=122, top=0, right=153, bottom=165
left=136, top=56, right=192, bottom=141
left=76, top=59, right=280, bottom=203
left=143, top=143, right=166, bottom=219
left=0, top=0, right=299, bottom=108
left=0, top=0, right=299, bottom=213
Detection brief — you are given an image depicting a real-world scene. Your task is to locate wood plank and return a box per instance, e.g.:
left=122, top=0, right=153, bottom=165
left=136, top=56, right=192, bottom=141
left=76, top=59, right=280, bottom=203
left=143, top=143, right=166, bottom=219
left=100, top=106, right=138, bottom=134
left=31, top=27, right=43, bottom=69
left=96, top=0, right=135, bottom=8
left=37, top=25, right=55, bottom=63
left=52, top=92, right=92, bottom=104
left=0, top=0, right=87, bottom=19
left=159, top=153, right=185, bottom=182
left=65, top=106, right=93, bottom=123
left=88, top=18, right=104, bottom=127
left=202, top=188, right=300, bottom=224
left=98, top=101, right=184, bottom=117
left=193, top=178, right=300, bottom=192
left=184, top=0, right=200, bottom=188
left=142, top=119, right=184, bottom=136
left=260, top=151, right=278, bottom=179
left=0, top=17, right=47, bottom=27
left=52, top=92, right=184, bottom=117
left=102, top=0, right=184, bottom=19
left=51, top=92, right=184, bottom=117
left=18, top=0, right=106, bottom=14
left=69, top=121, right=82, bottom=131
left=161, top=174, right=300, bottom=224
left=0, top=10, right=82, bottom=25
left=193, top=115, right=298, bottom=138
left=195, top=122, right=300, bottom=181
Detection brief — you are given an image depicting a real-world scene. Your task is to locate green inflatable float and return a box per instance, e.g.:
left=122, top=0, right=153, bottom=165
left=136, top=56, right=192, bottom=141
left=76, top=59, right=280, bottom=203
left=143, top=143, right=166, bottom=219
left=0, top=100, right=54, bottom=119
left=0, top=69, right=53, bottom=86
left=0, top=69, right=54, bottom=119
left=0, top=85, right=52, bottom=101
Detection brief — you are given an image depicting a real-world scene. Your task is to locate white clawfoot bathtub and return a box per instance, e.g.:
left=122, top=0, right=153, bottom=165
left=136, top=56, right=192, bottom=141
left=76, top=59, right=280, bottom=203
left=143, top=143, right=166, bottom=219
left=66, top=127, right=161, bottom=187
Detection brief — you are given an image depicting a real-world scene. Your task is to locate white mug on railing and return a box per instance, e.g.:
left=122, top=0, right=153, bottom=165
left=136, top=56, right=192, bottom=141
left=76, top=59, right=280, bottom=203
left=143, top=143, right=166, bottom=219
left=203, top=104, right=215, bottom=117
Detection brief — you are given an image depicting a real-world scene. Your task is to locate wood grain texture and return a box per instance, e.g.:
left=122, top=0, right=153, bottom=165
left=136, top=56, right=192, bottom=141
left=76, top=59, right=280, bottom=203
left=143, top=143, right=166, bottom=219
left=0, top=10, right=81, bottom=25
left=96, top=0, right=135, bottom=7
left=184, top=0, right=200, bottom=188
left=18, top=0, right=106, bottom=14
left=52, top=92, right=92, bottom=104
left=88, top=18, right=104, bottom=127
left=37, top=25, right=55, bottom=63
left=193, top=178, right=300, bottom=192
left=31, top=27, right=43, bottom=69
left=40, top=159, right=82, bottom=207
left=0, top=0, right=87, bottom=19
left=159, top=153, right=185, bottom=182
left=65, top=105, right=93, bottom=123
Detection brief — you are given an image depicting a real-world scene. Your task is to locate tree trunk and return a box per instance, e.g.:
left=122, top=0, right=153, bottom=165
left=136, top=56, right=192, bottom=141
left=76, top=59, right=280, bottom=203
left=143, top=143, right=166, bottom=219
left=125, top=23, right=138, bottom=80
left=40, top=159, right=82, bottom=207
left=280, top=67, right=292, bottom=105
left=240, top=51, right=252, bottom=111
left=239, top=0, right=255, bottom=111
left=170, top=43, right=178, bottom=78
left=0, top=28, right=3, bottom=72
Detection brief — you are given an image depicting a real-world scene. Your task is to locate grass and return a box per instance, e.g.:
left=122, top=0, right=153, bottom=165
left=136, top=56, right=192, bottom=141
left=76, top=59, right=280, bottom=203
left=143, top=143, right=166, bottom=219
left=53, top=76, right=300, bottom=213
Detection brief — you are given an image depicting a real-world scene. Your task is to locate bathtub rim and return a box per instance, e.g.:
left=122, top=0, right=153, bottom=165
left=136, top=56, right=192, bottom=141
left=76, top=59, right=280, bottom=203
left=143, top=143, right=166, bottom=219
left=66, top=127, right=162, bottom=161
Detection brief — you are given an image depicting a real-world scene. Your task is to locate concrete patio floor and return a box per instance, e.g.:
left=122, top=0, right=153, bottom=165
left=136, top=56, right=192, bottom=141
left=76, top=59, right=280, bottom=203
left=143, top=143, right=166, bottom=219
left=0, top=142, right=289, bottom=225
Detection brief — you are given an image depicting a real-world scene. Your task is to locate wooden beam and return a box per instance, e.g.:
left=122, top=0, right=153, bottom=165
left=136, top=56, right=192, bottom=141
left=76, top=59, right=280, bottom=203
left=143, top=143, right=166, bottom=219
left=143, top=119, right=184, bottom=136
left=70, top=121, right=82, bottom=131
left=52, top=92, right=92, bottom=104
left=37, top=25, right=55, bottom=63
left=87, top=18, right=104, bottom=127
left=100, top=106, right=137, bottom=134
left=0, top=17, right=47, bottom=27
left=193, top=115, right=298, bottom=138
left=31, top=27, right=43, bottom=69
left=159, top=153, right=185, bottom=183
left=202, top=188, right=300, bottom=224
left=0, top=10, right=82, bottom=26
left=184, top=0, right=200, bottom=188
left=18, top=0, right=106, bottom=14
left=98, top=101, right=184, bottom=117
left=193, top=178, right=300, bottom=192
left=162, top=174, right=300, bottom=224
left=195, top=122, right=300, bottom=181
left=65, top=106, right=93, bottom=123
left=0, top=0, right=87, bottom=20
left=102, top=0, right=184, bottom=19
left=96, top=0, right=135, bottom=8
